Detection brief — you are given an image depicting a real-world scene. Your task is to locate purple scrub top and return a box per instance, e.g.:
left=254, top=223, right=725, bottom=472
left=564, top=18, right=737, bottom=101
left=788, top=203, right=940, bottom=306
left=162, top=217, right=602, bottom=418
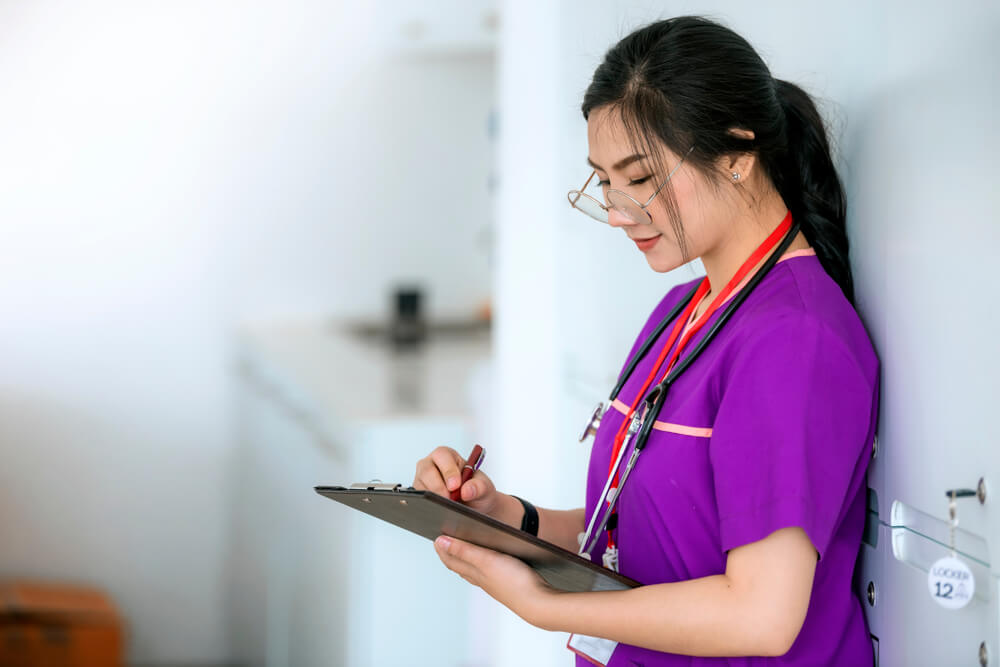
left=581, top=250, right=879, bottom=666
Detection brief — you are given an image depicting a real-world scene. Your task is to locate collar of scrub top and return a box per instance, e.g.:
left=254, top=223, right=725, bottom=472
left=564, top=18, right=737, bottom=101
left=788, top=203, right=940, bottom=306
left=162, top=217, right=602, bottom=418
left=578, top=220, right=802, bottom=559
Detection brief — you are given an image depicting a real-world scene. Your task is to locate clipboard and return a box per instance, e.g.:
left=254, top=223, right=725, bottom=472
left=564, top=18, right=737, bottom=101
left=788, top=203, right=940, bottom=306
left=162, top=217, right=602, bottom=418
left=315, top=483, right=639, bottom=593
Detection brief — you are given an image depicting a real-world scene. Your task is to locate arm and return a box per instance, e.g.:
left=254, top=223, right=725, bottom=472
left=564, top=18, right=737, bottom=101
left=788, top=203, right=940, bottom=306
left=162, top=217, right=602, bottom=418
left=435, top=525, right=817, bottom=658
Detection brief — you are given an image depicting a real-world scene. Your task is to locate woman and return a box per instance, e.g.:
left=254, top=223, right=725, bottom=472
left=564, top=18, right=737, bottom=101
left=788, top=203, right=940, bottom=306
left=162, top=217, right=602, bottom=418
left=413, top=16, right=878, bottom=665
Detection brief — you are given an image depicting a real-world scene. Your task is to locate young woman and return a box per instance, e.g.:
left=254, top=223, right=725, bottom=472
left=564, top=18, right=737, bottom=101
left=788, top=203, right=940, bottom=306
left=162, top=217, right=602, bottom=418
left=413, top=16, right=878, bottom=666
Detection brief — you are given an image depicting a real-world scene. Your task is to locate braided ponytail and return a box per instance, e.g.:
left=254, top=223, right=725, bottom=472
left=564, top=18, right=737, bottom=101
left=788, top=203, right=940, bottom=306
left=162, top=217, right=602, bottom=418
left=772, top=80, right=854, bottom=304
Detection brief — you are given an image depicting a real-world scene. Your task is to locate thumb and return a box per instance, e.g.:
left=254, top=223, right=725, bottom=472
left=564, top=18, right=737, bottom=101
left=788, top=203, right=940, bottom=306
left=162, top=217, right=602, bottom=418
left=461, top=478, right=487, bottom=502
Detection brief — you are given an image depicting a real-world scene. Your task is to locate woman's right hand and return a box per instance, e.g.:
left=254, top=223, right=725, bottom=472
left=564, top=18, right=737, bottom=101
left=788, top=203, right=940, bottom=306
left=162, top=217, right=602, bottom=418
left=413, top=446, right=504, bottom=518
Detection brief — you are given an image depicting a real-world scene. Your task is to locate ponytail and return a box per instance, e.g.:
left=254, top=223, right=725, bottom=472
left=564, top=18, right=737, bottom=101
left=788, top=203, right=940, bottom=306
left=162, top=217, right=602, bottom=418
left=772, top=79, right=854, bottom=305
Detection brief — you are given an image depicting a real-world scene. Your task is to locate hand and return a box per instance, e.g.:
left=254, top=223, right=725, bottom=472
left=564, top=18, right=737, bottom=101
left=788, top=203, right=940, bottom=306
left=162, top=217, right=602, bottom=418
left=413, top=446, right=504, bottom=517
left=434, top=535, right=559, bottom=628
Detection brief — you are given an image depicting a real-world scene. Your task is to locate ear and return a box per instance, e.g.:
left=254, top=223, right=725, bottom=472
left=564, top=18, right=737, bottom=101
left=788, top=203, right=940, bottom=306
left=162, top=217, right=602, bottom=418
left=722, top=127, right=757, bottom=184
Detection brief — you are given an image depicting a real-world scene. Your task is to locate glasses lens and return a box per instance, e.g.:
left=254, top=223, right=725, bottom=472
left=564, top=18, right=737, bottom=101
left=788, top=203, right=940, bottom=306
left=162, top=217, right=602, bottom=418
left=606, top=190, right=650, bottom=224
left=567, top=191, right=609, bottom=223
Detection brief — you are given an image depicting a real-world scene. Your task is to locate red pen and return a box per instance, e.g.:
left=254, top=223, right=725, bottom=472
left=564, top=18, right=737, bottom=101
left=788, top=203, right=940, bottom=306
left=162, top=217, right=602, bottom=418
left=450, top=444, right=485, bottom=502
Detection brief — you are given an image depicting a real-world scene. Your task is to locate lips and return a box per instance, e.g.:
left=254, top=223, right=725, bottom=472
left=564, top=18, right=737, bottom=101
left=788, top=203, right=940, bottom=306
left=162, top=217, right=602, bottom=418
left=632, top=234, right=661, bottom=251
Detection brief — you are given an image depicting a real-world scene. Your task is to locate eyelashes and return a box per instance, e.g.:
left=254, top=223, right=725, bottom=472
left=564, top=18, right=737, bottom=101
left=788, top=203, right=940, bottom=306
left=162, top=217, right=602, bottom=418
left=597, top=175, right=651, bottom=187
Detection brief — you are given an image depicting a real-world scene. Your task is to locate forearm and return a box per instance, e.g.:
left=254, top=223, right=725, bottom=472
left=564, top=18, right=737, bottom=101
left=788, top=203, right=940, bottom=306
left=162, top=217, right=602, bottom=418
left=537, top=575, right=791, bottom=658
left=493, top=494, right=585, bottom=553
left=537, top=507, right=585, bottom=552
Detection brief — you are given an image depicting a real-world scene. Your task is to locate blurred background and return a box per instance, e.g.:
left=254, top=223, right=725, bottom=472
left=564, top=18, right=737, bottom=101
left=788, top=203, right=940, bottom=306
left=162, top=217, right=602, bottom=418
left=0, top=1, right=996, bottom=666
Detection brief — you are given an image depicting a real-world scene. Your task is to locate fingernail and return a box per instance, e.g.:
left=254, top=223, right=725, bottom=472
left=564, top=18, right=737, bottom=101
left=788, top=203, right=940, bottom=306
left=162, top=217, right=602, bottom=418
left=436, top=536, right=452, bottom=549
left=446, top=476, right=459, bottom=490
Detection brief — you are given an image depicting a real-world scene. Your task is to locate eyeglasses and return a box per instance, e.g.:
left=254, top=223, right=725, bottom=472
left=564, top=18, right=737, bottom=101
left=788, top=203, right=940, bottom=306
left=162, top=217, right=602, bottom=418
left=566, top=146, right=694, bottom=224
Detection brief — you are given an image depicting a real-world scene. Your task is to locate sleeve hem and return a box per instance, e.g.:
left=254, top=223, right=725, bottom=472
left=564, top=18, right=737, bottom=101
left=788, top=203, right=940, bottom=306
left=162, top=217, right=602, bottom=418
left=719, top=494, right=831, bottom=559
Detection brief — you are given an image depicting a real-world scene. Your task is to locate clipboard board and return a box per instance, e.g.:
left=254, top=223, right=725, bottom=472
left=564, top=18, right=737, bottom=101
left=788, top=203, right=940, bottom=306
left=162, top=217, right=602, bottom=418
left=315, top=483, right=639, bottom=593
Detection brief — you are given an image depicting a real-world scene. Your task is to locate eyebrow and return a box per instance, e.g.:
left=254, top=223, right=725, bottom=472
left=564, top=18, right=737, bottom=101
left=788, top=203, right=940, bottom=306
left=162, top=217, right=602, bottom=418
left=586, top=153, right=647, bottom=172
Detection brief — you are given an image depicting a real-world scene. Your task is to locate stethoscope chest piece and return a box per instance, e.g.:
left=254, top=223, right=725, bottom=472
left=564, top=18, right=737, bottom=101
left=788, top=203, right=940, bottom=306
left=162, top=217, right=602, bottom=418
left=579, top=402, right=605, bottom=442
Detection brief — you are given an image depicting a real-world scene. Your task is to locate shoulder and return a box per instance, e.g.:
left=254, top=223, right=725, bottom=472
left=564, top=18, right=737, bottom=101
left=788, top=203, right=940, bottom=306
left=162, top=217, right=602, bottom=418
left=722, top=256, right=879, bottom=389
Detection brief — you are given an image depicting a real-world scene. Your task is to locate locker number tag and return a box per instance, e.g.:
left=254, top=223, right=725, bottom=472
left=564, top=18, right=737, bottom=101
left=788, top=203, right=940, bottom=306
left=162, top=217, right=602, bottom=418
left=927, top=556, right=974, bottom=610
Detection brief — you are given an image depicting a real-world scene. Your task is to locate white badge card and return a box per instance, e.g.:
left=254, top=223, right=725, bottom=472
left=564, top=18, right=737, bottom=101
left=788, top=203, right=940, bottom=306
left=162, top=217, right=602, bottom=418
left=927, top=555, right=975, bottom=610
left=568, top=633, right=618, bottom=666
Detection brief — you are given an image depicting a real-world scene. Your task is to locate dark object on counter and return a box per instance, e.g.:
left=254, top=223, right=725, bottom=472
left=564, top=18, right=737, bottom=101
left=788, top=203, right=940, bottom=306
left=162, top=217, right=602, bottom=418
left=0, top=579, right=124, bottom=667
left=390, top=286, right=427, bottom=346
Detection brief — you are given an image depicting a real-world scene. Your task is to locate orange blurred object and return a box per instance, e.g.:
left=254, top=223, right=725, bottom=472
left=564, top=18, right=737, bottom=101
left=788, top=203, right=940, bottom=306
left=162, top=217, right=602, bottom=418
left=0, top=580, right=124, bottom=667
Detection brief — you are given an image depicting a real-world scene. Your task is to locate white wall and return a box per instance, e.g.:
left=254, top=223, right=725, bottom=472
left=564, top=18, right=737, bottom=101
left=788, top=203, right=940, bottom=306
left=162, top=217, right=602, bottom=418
left=490, top=0, right=562, bottom=663
left=846, top=5, right=999, bottom=664
left=0, top=2, right=493, bottom=663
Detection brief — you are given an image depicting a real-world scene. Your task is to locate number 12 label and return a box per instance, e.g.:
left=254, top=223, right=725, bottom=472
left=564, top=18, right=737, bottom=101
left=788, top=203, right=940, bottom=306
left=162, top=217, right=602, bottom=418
left=927, top=556, right=975, bottom=610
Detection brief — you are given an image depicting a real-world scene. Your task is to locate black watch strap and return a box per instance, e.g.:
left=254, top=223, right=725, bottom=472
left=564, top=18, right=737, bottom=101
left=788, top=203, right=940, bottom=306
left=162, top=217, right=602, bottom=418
left=511, top=495, right=539, bottom=536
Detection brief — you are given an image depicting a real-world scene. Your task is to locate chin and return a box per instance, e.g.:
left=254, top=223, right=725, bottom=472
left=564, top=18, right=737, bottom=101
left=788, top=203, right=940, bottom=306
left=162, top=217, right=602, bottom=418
left=644, top=249, right=685, bottom=274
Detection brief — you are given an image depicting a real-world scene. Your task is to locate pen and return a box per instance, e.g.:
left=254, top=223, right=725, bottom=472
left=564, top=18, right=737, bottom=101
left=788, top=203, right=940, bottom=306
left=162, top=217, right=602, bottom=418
left=450, top=444, right=485, bottom=502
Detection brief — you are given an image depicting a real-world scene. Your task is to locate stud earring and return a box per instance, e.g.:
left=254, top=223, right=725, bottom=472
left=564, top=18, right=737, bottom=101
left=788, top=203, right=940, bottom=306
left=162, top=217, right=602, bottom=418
left=731, top=172, right=741, bottom=182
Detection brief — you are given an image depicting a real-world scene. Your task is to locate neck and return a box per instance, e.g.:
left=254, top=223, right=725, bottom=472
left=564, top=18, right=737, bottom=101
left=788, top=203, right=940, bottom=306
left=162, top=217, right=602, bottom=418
left=700, top=193, right=797, bottom=297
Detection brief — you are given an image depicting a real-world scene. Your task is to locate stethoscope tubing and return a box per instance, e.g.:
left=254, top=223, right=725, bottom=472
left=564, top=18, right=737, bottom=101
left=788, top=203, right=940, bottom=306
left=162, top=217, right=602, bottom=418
left=578, top=418, right=637, bottom=555
left=580, top=223, right=802, bottom=559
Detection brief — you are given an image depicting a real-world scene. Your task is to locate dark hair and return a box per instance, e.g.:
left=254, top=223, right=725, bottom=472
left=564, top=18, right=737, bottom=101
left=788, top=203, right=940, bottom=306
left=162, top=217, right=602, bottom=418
left=582, top=16, right=854, bottom=305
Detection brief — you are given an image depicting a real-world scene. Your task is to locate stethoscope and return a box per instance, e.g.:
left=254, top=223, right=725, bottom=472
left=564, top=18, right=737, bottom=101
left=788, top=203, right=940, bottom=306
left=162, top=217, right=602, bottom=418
left=577, top=222, right=802, bottom=558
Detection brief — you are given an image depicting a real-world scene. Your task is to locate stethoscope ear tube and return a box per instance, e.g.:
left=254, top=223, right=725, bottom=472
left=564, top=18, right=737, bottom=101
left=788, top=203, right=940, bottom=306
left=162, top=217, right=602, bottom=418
left=635, top=384, right=667, bottom=453
left=579, top=380, right=666, bottom=555
left=578, top=415, right=641, bottom=555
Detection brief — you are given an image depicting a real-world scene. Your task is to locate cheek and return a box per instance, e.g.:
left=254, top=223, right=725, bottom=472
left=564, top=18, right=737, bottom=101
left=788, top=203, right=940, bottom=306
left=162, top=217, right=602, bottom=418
left=648, top=175, right=723, bottom=257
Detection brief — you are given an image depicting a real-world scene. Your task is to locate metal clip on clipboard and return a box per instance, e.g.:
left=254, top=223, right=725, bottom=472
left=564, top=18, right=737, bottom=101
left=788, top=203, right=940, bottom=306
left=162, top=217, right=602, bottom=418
left=349, top=482, right=404, bottom=491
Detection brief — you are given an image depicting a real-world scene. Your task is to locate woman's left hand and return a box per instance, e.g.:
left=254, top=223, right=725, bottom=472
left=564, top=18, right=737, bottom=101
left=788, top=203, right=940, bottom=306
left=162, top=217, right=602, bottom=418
left=434, top=535, right=559, bottom=628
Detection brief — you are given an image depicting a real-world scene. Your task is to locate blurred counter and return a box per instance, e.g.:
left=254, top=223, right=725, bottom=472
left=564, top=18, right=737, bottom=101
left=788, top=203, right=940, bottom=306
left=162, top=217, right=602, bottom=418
left=236, top=319, right=491, bottom=445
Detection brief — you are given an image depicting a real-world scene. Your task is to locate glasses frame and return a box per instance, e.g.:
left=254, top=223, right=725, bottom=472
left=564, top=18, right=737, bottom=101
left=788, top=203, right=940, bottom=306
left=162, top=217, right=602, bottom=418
left=567, top=146, right=694, bottom=224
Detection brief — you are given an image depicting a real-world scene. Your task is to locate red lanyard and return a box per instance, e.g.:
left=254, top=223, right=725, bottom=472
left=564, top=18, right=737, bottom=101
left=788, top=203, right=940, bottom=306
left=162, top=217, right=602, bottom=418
left=603, top=211, right=793, bottom=547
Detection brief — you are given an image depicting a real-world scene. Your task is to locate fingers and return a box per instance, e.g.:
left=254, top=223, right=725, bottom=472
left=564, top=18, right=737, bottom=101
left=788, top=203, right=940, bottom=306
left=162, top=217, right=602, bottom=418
left=431, top=448, right=465, bottom=492
left=434, top=536, right=485, bottom=583
left=413, top=446, right=462, bottom=494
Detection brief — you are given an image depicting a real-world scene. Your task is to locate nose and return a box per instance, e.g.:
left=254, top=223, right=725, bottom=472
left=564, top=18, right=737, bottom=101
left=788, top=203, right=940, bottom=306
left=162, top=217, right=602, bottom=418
left=606, top=207, right=636, bottom=228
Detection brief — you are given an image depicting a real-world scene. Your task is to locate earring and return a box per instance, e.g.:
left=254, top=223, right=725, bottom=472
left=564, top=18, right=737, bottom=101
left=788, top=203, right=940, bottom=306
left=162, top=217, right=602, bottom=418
left=731, top=172, right=741, bottom=182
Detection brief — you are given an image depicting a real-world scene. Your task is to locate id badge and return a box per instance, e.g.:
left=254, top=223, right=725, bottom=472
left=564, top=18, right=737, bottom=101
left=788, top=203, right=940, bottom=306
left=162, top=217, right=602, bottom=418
left=567, top=633, right=618, bottom=666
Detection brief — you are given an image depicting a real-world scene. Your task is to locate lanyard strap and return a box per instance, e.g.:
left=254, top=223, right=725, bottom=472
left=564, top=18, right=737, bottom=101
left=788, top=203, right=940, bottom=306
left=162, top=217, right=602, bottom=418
left=602, top=211, right=794, bottom=547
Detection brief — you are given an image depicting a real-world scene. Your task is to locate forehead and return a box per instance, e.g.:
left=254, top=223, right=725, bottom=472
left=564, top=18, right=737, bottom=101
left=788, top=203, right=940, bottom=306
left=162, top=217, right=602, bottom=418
left=586, top=106, right=629, bottom=154
left=585, top=105, right=676, bottom=169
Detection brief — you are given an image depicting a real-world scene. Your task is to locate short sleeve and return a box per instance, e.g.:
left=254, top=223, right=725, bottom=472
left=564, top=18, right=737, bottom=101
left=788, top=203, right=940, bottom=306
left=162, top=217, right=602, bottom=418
left=709, top=312, right=876, bottom=559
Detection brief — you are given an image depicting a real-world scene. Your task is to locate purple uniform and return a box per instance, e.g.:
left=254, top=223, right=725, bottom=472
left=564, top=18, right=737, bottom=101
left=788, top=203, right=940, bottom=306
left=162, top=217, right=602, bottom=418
left=582, top=250, right=879, bottom=666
